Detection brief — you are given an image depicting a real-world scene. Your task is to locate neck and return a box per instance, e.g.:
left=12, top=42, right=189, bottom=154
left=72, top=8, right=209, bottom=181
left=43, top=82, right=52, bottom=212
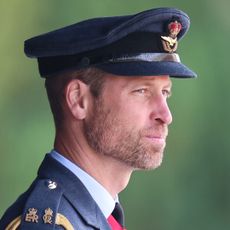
left=54, top=128, right=133, bottom=198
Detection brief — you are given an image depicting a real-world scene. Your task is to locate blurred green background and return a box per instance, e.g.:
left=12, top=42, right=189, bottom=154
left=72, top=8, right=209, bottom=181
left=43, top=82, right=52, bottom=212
left=0, top=0, right=229, bottom=229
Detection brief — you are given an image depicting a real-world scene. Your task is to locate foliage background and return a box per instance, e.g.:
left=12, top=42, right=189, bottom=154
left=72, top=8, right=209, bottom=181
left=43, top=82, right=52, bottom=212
left=0, top=0, right=229, bottom=229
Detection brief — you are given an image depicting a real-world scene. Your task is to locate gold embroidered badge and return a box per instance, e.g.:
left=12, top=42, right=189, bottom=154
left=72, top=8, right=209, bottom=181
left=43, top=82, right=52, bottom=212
left=25, top=208, right=39, bottom=223
left=161, top=21, right=182, bottom=53
left=43, top=208, right=53, bottom=224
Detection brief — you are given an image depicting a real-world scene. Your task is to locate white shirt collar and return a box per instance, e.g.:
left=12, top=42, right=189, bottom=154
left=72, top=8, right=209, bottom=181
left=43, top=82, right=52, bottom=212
left=50, top=150, right=117, bottom=218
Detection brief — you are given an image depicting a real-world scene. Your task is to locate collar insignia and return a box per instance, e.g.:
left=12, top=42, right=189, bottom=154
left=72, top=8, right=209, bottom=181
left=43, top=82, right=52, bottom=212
left=161, top=21, right=182, bottom=53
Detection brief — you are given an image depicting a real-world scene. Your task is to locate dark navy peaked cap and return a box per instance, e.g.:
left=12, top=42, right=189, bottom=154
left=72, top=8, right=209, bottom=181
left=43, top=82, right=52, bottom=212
left=24, top=7, right=197, bottom=78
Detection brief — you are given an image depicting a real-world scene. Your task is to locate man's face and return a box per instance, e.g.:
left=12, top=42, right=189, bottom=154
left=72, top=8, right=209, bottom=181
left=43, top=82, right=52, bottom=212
left=84, top=75, right=172, bottom=170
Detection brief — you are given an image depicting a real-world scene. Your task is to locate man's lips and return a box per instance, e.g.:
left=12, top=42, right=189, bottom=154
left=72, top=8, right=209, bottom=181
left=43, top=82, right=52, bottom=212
left=145, top=135, right=166, bottom=139
left=144, top=131, right=167, bottom=139
left=144, top=135, right=166, bottom=145
left=145, top=134, right=166, bottom=139
left=143, top=129, right=168, bottom=143
left=142, top=127, right=168, bottom=143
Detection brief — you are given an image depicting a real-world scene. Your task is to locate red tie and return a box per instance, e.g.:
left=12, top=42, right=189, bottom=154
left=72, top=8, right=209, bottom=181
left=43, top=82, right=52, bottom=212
left=107, top=203, right=126, bottom=230
left=107, top=214, right=125, bottom=230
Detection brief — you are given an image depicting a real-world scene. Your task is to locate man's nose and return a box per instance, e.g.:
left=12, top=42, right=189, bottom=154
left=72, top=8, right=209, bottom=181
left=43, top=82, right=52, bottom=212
left=150, top=97, right=173, bottom=125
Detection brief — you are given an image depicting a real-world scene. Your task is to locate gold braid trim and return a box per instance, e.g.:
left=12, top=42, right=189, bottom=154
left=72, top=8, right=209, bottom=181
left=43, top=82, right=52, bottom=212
left=55, top=213, right=74, bottom=230
left=5, top=216, right=21, bottom=230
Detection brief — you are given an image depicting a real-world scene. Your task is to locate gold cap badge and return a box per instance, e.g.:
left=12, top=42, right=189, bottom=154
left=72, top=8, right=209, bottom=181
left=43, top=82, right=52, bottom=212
left=161, top=21, right=182, bottom=53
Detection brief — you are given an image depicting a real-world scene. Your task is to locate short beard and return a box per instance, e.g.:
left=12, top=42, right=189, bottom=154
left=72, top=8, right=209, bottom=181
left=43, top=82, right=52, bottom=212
left=84, top=96, right=165, bottom=170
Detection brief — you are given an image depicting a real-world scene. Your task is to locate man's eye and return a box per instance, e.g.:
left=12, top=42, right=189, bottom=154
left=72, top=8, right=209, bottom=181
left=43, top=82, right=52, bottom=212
left=162, top=89, right=172, bottom=98
left=134, top=88, right=148, bottom=94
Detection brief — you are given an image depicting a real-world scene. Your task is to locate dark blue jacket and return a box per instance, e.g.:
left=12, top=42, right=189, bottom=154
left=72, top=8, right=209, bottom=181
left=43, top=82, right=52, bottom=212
left=0, top=154, right=111, bottom=229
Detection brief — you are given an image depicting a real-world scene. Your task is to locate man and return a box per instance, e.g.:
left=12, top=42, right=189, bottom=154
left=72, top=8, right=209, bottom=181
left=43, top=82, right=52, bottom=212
left=0, top=7, right=196, bottom=230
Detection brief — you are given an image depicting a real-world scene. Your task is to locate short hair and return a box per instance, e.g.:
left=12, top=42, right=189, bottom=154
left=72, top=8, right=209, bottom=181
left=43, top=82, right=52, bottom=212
left=45, top=67, right=106, bottom=128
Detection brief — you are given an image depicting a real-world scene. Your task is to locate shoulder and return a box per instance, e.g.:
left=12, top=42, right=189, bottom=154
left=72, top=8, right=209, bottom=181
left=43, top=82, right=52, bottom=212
left=1, top=154, right=110, bottom=229
left=0, top=178, right=78, bottom=230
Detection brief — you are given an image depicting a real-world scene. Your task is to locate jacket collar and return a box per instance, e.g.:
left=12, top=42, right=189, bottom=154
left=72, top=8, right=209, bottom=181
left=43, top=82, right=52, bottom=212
left=37, top=154, right=110, bottom=229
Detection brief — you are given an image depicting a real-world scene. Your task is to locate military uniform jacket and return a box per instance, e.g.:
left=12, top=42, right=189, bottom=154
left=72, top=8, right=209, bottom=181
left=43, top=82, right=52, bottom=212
left=0, top=154, right=112, bottom=230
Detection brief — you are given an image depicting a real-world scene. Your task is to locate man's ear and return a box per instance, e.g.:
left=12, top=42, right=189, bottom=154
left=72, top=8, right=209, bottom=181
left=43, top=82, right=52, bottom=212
left=65, top=79, right=90, bottom=120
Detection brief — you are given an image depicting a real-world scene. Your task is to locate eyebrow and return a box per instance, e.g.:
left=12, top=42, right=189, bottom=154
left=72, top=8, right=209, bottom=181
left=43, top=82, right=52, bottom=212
left=131, top=78, right=172, bottom=88
left=164, top=81, right=172, bottom=89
